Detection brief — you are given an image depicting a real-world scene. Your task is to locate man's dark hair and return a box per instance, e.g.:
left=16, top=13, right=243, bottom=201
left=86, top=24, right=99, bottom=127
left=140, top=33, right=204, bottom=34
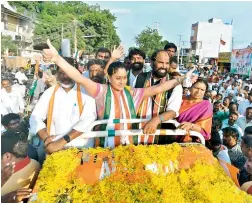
left=244, top=126, right=252, bottom=136
left=1, top=113, right=20, bottom=127
left=128, top=48, right=146, bottom=60
left=229, top=112, right=239, bottom=117
left=1, top=129, right=28, bottom=158
left=246, top=107, right=252, bottom=111
left=87, top=59, right=106, bottom=70
left=57, top=57, right=78, bottom=71
left=38, top=71, right=43, bottom=79
left=169, top=56, right=177, bottom=65
left=209, top=130, right=222, bottom=146
left=150, top=50, right=168, bottom=62
left=164, top=42, right=177, bottom=52
left=242, top=135, right=252, bottom=148
left=1, top=78, right=11, bottom=84
left=96, top=47, right=111, bottom=57
left=222, top=127, right=239, bottom=140
left=229, top=102, right=237, bottom=107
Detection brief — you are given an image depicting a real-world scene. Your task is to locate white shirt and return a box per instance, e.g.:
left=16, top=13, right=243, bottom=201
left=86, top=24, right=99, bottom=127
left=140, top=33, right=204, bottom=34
left=29, top=84, right=97, bottom=148
left=221, top=119, right=243, bottom=139
left=33, top=79, right=46, bottom=99
left=15, top=71, right=28, bottom=84
left=12, top=84, right=26, bottom=98
left=238, top=100, right=252, bottom=116
left=1, top=88, right=25, bottom=115
left=236, top=116, right=252, bottom=132
left=129, top=70, right=138, bottom=87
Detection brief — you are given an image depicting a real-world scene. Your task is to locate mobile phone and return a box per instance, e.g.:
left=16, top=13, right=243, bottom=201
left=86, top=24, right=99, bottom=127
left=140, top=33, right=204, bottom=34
left=33, top=43, right=49, bottom=51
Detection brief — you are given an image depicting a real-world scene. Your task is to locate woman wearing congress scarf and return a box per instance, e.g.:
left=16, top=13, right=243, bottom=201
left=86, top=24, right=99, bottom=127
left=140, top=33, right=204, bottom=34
left=43, top=39, right=194, bottom=148
left=177, top=79, right=213, bottom=141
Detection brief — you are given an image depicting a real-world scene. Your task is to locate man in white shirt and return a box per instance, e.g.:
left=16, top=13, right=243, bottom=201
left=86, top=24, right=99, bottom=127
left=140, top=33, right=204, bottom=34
left=127, top=48, right=146, bottom=87
left=134, top=50, right=182, bottom=142
left=15, top=67, right=28, bottom=85
left=12, top=78, right=26, bottom=98
left=237, top=107, right=252, bottom=132
left=238, top=92, right=252, bottom=116
left=1, top=79, right=25, bottom=116
left=29, top=57, right=97, bottom=160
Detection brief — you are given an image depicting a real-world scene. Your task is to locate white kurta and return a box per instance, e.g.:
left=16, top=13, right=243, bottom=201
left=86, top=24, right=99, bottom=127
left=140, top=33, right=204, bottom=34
left=15, top=71, right=28, bottom=84
left=29, top=84, right=97, bottom=148
left=1, top=88, right=25, bottom=115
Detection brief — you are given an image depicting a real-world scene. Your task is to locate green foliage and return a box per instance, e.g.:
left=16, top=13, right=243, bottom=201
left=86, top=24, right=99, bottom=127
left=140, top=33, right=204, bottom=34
left=135, top=27, right=168, bottom=58
left=9, top=1, right=120, bottom=54
left=1, top=35, right=18, bottom=54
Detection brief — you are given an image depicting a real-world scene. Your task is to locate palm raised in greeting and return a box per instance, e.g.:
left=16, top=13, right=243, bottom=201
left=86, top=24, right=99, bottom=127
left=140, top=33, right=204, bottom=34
left=42, top=39, right=59, bottom=63
left=111, top=45, right=124, bottom=60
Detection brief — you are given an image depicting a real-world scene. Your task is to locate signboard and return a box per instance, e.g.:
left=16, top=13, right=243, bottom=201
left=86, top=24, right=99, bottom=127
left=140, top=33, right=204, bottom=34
left=218, top=52, right=231, bottom=63
left=231, top=48, right=252, bottom=76
left=3, top=56, right=28, bottom=69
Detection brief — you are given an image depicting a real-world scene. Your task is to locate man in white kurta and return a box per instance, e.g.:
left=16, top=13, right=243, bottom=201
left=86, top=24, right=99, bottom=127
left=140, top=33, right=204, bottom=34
left=29, top=59, right=97, bottom=162
left=15, top=67, right=28, bottom=85
left=1, top=79, right=25, bottom=116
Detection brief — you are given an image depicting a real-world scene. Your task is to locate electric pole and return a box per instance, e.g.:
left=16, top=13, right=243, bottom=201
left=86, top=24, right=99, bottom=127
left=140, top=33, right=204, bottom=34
left=61, top=23, right=64, bottom=42
left=73, top=19, right=77, bottom=54
left=177, top=35, right=182, bottom=65
left=181, top=40, right=186, bottom=65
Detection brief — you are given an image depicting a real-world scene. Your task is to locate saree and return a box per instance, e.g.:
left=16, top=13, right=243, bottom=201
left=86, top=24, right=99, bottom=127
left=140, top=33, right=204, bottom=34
left=176, top=97, right=213, bottom=141
left=94, top=84, right=145, bottom=148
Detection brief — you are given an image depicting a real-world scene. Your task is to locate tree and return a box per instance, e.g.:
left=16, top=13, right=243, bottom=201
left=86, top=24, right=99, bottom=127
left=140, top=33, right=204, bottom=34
left=1, top=35, right=18, bottom=54
left=9, top=2, right=120, bottom=54
left=135, top=27, right=168, bottom=58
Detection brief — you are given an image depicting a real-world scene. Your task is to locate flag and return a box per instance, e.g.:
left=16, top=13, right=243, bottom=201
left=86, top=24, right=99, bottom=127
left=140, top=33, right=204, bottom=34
left=220, top=39, right=226, bottom=45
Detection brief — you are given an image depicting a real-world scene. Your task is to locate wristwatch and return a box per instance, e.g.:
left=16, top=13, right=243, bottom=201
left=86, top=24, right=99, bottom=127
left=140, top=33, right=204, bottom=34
left=63, top=134, right=71, bottom=143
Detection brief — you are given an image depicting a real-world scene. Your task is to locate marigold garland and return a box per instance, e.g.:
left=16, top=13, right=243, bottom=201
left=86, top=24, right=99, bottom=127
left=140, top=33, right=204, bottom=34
left=32, top=144, right=252, bottom=203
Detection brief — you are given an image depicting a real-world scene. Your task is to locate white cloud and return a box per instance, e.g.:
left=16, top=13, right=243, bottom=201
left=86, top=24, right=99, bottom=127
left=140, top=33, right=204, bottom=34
left=110, top=9, right=132, bottom=14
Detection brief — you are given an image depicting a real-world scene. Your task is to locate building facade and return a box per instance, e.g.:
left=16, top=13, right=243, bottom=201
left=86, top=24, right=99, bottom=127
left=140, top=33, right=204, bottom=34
left=190, top=18, right=233, bottom=63
left=1, top=2, right=34, bottom=57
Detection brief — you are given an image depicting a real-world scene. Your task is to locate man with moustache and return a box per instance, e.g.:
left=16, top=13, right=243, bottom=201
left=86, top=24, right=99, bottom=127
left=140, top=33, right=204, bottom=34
left=127, top=48, right=146, bottom=87
left=86, top=59, right=106, bottom=84
left=134, top=50, right=183, bottom=144
left=29, top=57, right=97, bottom=163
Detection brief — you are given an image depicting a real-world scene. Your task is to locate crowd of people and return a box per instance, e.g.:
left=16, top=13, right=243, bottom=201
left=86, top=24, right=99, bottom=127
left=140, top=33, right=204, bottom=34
left=1, top=39, right=252, bottom=202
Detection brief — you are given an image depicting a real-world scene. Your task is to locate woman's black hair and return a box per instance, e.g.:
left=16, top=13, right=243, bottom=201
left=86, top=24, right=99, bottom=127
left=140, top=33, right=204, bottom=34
left=191, top=79, right=209, bottom=92
left=107, top=61, right=126, bottom=76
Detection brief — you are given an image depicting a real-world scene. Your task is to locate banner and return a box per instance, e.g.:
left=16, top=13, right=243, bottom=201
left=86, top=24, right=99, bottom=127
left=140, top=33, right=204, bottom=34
left=218, top=52, right=231, bottom=63
left=231, top=48, right=252, bottom=76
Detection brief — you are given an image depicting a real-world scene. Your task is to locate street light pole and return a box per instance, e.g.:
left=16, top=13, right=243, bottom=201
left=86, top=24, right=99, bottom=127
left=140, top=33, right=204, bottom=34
left=177, top=35, right=182, bottom=65
left=73, top=19, right=77, bottom=54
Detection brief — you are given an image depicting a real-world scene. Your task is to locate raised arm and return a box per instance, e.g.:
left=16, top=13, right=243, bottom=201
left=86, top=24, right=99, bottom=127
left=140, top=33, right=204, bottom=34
left=104, top=45, right=124, bottom=75
left=143, top=67, right=195, bottom=98
left=42, top=39, right=98, bottom=97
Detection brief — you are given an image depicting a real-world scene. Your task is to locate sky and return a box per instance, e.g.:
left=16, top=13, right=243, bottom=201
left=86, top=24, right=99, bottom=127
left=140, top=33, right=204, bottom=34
left=86, top=1, right=252, bottom=52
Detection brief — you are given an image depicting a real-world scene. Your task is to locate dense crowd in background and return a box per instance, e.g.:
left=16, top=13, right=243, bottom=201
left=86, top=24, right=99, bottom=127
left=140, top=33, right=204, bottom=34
left=2, top=41, right=252, bottom=202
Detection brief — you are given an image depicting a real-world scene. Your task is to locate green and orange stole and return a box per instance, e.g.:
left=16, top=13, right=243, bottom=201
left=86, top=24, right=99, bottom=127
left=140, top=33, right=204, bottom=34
left=47, top=83, right=83, bottom=134
left=137, top=73, right=170, bottom=144
left=97, top=85, right=138, bottom=148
